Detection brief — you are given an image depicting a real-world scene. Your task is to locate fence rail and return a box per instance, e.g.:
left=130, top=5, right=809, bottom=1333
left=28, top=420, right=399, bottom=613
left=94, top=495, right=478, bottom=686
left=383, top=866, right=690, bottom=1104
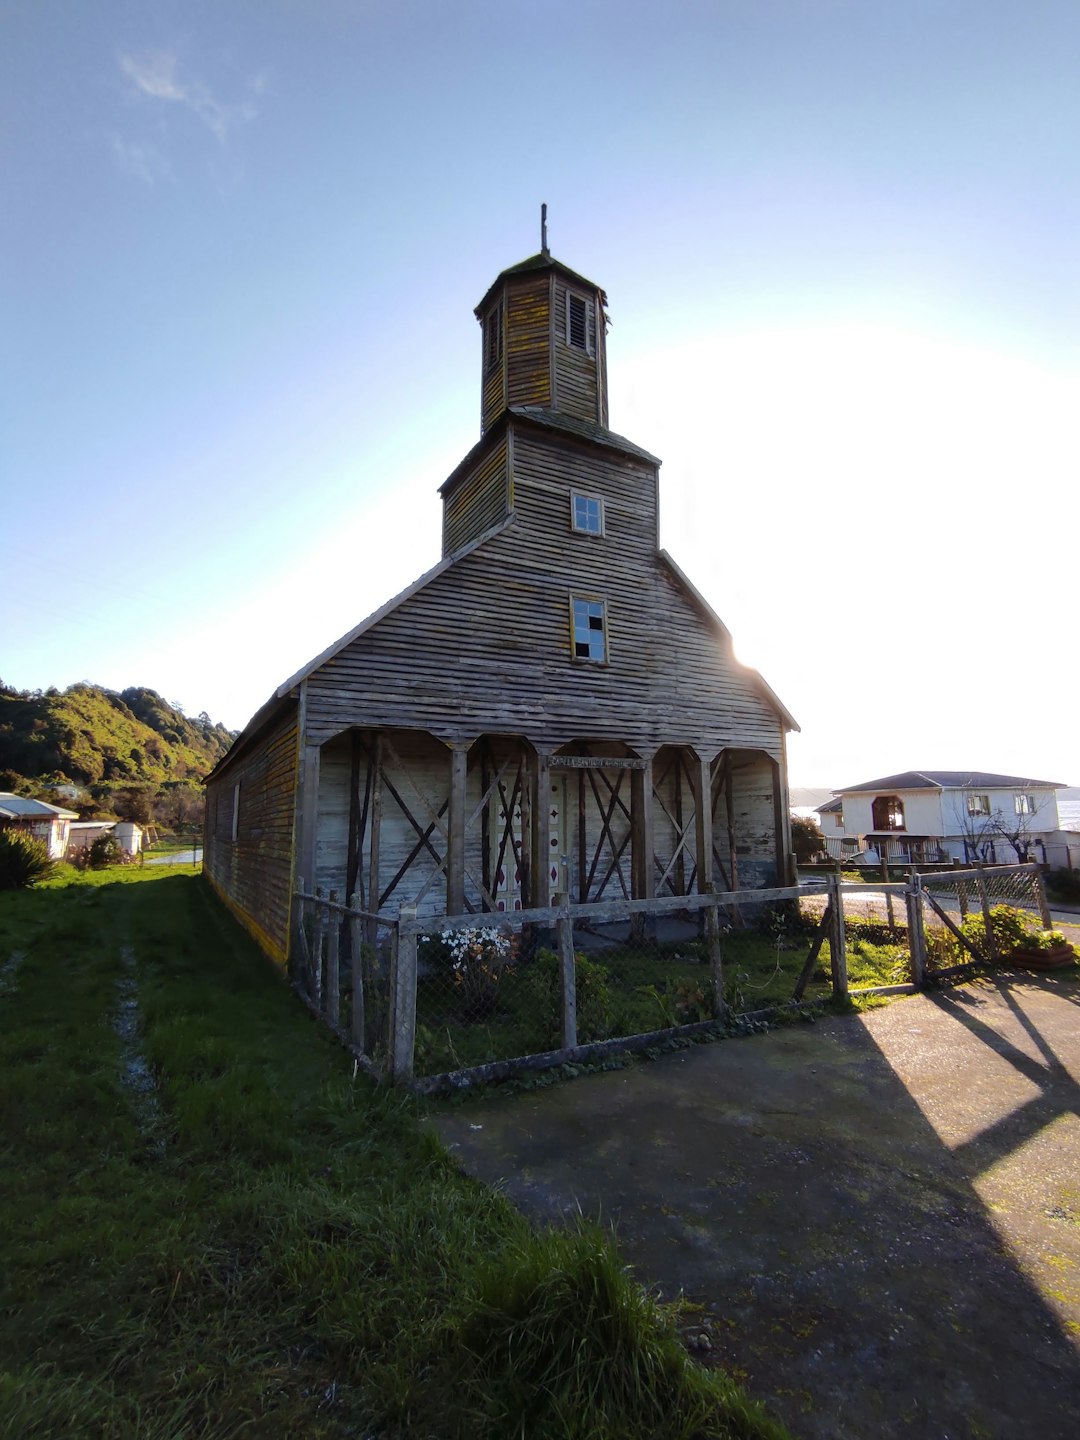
left=292, top=863, right=1054, bottom=1091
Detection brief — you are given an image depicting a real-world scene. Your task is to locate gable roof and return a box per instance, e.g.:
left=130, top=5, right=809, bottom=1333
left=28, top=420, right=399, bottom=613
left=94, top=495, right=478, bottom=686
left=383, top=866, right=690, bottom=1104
left=834, top=770, right=1065, bottom=794
left=0, top=793, right=78, bottom=820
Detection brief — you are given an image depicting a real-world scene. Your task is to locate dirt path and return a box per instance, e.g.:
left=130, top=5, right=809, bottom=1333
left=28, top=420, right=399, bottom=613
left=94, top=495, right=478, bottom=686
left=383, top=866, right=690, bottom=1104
left=435, top=971, right=1080, bottom=1439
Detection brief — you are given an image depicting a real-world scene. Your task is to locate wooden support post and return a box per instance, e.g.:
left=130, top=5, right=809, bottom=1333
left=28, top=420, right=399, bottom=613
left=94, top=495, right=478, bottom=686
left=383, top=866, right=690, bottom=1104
left=532, top=751, right=551, bottom=908
left=1034, top=866, right=1053, bottom=929
left=631, top=758, right=656, bottom=900
left=297, top=741, right=321, bottom=912
left=312, top=887, right=325, bottom=1006
left=518, top=751, right=532, bottom=913
left=705, top=899, right=725, bottom=1016
left=348, top=893, right=365, bottom=1053
left=480, top=744, right=491, bottom=903
left=557, top=905, right=577, bottom=1049
left=906, top=879, right=926, bottom=988
left=367, top=733, right=382, bottom=943
left=446, top=745, right=468, bottom=916
left=770, top=753, right=793, bottom=886
left=326, top=889, right=340, bottom=1027
left=577, top=769, right=587, bottom=903
left=391, top=904, right=418, bottom=1084
left=793, top=905, right=832, bottom=1001
left=673, top=756, right=685, bottom=895
left=828, top=873, right=848, bottom=998
left=694, top=755, right=714, bottom=894
left=975, top=864, right=999, bottom=963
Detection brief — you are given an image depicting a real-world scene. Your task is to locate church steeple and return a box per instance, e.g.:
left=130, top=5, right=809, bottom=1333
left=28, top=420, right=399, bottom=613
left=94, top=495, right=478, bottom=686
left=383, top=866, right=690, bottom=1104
left=474, top=235, right=609, bottom=434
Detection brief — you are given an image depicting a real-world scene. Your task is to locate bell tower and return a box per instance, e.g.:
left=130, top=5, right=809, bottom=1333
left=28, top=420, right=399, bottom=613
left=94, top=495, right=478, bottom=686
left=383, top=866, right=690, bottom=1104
left=474, top=210, right=609, bottom=434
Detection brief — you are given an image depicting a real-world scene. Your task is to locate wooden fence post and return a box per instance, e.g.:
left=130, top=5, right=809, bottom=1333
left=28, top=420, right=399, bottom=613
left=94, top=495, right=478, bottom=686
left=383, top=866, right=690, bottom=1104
left=348, top=892, right=365, bottom=1054
left=312, top=887, right=325, bottom=1006
left=557, top=903, right=577, bottom=1050
left=705, top=898, right=725, bottom=1017
left=829, top=873, right=848, bottom=998
left=326, top=890, right=340, bottom=1027
left=1033, top=865, right=1053, bottom=929
left=906, top=876, right=926, bottom=988
left=975, top=864, right=999, bottom=963
left=391, top=904, right=418, bottom=1084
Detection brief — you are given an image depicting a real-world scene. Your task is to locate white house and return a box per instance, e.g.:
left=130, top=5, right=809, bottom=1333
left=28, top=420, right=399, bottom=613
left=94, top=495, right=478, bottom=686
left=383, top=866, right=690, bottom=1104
left=817, top=771, right=1064, bottom=865
left=0, top=793, right=79, bottom=859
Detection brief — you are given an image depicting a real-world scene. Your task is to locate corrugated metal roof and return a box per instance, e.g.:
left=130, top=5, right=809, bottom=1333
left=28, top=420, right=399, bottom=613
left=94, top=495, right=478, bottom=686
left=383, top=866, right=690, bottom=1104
left=0, top=793, right=79, bottom=819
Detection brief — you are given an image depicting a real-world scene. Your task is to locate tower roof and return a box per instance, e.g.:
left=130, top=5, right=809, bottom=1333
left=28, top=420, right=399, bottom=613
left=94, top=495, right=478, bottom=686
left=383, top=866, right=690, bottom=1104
left=474, top=251, right=607, bottom=317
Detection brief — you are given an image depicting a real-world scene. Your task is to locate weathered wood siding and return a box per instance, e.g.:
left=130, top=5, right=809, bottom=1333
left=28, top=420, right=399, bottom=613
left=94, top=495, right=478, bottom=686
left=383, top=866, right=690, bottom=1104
left=552, top=277, right=603, bottom=425
left=304, top=422, right=783, bottom=761
left=204, top=705, right=299, bottom=963
left=505, top=276, right=551, bottom=412
left=480, top=296, right=505, bottom=433
left=714, top=751, right=780, bottom=887
left=441, top=434, right=509, bottom=556
left=315, top=730, right=525, bottom=920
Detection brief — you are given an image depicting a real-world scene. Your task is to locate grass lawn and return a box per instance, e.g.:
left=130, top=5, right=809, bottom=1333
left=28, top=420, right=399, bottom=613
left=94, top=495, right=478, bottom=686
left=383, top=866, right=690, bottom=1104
left=0, top=864, right=789, bottom=1440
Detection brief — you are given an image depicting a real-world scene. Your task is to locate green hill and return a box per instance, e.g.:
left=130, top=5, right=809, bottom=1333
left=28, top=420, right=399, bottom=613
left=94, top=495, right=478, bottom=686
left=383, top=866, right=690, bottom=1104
left=0, top=682, right=235, bottom=791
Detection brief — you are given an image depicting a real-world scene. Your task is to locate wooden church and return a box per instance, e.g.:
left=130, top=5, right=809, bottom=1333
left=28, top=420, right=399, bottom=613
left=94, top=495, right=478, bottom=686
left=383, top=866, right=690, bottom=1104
left=204, top=235, right=798, bottom=964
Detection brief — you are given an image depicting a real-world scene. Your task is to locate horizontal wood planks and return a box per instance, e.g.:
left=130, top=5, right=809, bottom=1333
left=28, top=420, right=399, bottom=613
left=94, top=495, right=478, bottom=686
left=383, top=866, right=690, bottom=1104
left=552, top=277, right=602, bottom=425
left=204, top=705, right=299, bottom=962
left=306, top=420, right=783, bottom=759
left=441, top=434, right=508, bottom=556
left=505, top=277, right=551, bottom=412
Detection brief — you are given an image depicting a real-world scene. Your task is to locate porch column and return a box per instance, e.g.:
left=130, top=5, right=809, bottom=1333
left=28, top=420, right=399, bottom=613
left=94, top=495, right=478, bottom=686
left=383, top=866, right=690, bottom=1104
left=446, top=743, right=468, bottom=915
left=297, top=742, right=321, bottom=897
left=631, top=756, right=656, bottom=900
left=770, top=750, right=794, bottom=886
left=531, top=750, right=551, bottom=908
left=693, top=753, right=714, bottom=894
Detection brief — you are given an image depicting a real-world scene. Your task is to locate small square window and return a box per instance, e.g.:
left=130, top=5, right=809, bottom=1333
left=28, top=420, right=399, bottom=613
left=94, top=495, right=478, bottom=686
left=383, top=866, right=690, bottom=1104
left=1014, top=793, right=1036, bottom=815
left=967, top=794, right=990, bottom=816
left=571, top=595, right=607, bottom=662
left=571, top=492, right=604, bottom=535
left=566, top=292, right=594, bottom=354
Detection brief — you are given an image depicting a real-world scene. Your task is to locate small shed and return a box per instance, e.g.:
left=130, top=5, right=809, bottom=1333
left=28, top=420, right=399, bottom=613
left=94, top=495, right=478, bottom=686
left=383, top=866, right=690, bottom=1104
left=0, top=793, right=78, bottom=859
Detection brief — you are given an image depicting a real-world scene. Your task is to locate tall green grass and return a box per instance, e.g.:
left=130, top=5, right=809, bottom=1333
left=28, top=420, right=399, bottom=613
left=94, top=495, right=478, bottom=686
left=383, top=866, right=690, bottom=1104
left=0, top=868, right=788, bottom=1439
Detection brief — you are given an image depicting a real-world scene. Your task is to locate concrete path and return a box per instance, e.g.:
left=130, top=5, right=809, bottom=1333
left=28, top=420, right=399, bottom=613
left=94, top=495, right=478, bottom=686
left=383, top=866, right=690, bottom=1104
left=434, top=971, right=1080, bottom=1439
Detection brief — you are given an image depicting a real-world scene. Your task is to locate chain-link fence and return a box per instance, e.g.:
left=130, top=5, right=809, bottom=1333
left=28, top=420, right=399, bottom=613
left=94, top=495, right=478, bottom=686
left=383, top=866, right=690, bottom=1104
left=292, top=865, right=1055, bottom=1089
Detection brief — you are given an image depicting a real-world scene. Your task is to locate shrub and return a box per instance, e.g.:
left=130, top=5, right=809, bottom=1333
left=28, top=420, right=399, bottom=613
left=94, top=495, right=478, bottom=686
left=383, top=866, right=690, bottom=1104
left=0, top=829, right=55, bottom=889
left=88, top=833, right=124, bottom=869
left=441, top=926, right=513, bottom=1021
left=1014, top=928, right=1073, bottom=954
left=527, top=948, right=614, bottom=1045
left=958, top=903, right=1037, bottom=958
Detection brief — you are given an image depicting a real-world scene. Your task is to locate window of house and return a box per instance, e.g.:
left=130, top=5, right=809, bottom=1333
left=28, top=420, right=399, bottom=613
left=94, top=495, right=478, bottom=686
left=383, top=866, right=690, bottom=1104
left=571, top=492, right=604, bottom=535
left=566, top=292, right=594, bottom=354
left=871, top=794, right=905, bottom=831
left=571, top=595, right=607, bottom=661
left=231, top=783, right=241, bottom=842
left=483, top=305, right=502, bottom=373
left=1014, top=793, right=1036, bottom=815
left=833, top=810, right=844, bottom=829
left=966, top=793, right=990, bottom=816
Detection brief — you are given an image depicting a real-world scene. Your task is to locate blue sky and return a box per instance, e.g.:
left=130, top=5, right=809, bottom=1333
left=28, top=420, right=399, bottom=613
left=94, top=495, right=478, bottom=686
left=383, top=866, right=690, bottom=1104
left=4, top=0, right=1078, bottom=786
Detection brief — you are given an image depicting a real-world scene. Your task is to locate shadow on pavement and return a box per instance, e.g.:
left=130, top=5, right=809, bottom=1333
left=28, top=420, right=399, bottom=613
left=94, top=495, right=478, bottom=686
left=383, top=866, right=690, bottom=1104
left=435, top=971, right=1080, bottom=1439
